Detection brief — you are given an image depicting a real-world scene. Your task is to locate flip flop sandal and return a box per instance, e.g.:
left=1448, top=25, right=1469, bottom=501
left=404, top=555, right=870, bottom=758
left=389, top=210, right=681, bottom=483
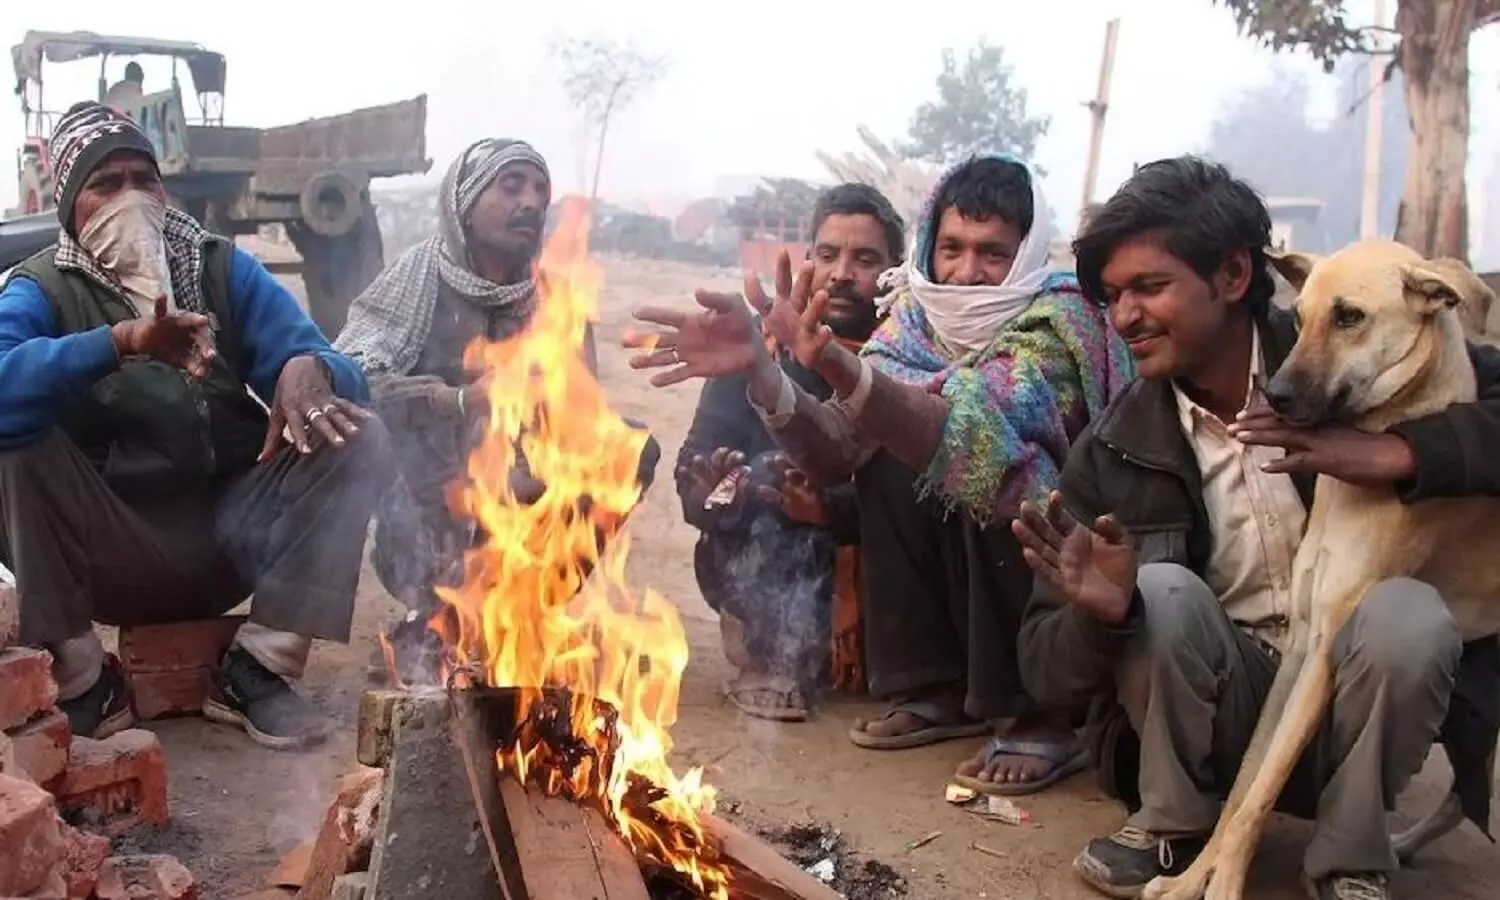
left=847, top=699, right=989, bottom=750
left=722, top=679, right=810, bottom=723
left=951, top=737, right=1091, bottom=796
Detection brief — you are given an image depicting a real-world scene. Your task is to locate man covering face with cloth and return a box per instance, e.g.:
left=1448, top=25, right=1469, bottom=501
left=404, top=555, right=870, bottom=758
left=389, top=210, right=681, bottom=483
left=0, top=102, right=390, bottom=749
left=337, top=138, right=660, bottom=683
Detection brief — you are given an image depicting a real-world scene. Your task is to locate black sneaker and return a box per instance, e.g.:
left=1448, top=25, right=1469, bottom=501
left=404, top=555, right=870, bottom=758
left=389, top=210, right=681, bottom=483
left=203, top=647, right=329, bottom=750
left=1303, top=873, right=1391, bottom=900
left=1072, top=825, right=1207, bottom=898
left=60, top=654, right=136, bottom=739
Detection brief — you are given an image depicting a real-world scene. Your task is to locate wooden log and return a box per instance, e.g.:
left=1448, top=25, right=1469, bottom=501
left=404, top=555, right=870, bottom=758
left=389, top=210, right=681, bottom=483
left=706, top=816, right=841, bottom=900
left=495, top=778, right=649, bottom=900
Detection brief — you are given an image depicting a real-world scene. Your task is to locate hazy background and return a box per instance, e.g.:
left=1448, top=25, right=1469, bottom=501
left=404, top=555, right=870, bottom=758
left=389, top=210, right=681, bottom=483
left=5, top=0, right=1500, bottom=254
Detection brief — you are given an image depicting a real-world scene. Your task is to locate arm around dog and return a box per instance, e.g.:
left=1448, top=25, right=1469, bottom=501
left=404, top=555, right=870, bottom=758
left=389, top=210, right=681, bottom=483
left=1387, top=342, right=1500, bottom=501
left=1017, top=428, right=1144, bottom=707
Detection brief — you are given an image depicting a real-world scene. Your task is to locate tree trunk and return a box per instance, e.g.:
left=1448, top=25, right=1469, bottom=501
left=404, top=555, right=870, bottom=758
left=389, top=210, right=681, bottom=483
left=589, top=83, right=624, bottom=202
left=1394, top=0, right=1475, bottom=260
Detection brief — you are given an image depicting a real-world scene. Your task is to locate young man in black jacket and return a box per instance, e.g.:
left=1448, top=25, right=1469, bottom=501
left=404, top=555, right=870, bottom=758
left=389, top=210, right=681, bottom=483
left=675, top=183, right=903, bottom=721
left=1014, top=156, right=1500, bottom=900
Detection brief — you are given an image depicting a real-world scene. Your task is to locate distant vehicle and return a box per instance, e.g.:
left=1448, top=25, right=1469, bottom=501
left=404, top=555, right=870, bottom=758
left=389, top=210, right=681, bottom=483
left=8, top=29, right=433, bottom=336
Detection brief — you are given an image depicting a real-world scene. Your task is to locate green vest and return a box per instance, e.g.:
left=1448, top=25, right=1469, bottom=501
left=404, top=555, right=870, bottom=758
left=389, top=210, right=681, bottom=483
left=6, top=239, right=269, bottom=497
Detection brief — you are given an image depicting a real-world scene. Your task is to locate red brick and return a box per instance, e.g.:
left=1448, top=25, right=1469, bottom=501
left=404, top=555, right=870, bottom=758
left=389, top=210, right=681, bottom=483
left=0, top=773, right=67, bottom=896
left=57, top=822, right=112, bottom=898
left=118, top=617, right=244, bottom=673
left=0, top=648, right=58, bottom=731
left=294, top=768, right=382, bottom=900
left=94, top=855, right=198, bottom=900
left=8, top=709, right=72, bottom=787
left=55, top=730, right=167, bottom=837
left=0, top=582, right=18, bottom=649
left=127, top=669, right=215, bottom=722
left=0, top=732, right=16, bottom=778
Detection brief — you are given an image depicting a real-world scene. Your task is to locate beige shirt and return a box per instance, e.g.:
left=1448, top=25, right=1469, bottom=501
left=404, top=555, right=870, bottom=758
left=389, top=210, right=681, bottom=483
left=1172, top=327, right=1307, bottom=651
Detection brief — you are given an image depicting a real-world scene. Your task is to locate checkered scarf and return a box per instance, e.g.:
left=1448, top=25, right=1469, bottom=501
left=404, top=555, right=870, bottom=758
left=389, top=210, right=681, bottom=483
left=334, top=138, right=550, bottom=376
left=48, top=102, right=212, bottom=312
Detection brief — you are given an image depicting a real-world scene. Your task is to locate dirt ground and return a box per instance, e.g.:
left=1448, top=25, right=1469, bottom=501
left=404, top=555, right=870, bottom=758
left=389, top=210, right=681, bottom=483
left=115, top=256, right=1498, bottom=899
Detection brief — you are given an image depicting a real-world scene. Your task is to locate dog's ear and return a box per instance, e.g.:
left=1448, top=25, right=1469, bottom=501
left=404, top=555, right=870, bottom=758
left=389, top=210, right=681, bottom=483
left=1402, top=260, right=1473, bottom=318
left=1266, top=248, right=1321, bottom=292
left=1421, top=258, right=1494, bottom=335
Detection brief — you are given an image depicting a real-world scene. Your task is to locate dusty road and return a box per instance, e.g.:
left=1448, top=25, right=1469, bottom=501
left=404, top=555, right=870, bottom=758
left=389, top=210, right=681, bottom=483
left=120, top=256, right=1496, bottom=899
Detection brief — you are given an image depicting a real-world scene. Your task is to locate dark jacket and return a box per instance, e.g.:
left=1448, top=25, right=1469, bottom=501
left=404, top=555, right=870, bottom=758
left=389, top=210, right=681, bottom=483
left=1017, top=307, right=1500, bottom=831
left=0, top=241, right=367, bottom=499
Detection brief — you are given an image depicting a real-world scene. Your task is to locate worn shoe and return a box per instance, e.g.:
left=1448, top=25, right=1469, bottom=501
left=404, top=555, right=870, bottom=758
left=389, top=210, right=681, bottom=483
left=1304, top=873, right=1392, bottom=900
left=59, top=654, right=136, bottom=739
left=203, top=647, right=329, bottom=750
left=1073, top=825, right=1208, bottom=898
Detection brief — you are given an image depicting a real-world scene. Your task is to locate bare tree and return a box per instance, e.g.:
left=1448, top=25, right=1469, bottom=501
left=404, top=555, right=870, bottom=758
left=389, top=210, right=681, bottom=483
left=1211, top=0, right=1500, bottom=261
left=550, top=38, right=667, bottom=201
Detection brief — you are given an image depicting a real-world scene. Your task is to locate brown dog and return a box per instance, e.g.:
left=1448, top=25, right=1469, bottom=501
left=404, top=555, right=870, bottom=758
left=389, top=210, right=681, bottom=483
left=1142, top=240, right=1500, bottom=900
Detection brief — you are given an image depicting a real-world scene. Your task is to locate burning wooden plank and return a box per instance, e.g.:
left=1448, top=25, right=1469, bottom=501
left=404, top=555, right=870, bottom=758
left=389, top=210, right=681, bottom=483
left=495, top=778, right=649, bottom=900
left=706, top=817, right=841, bottom=900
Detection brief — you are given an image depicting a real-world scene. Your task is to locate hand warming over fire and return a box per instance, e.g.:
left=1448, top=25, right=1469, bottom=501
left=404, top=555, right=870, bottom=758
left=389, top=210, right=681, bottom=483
left=624, top=288, right=763, bottom=385
left=748, top=251, right=838, bottom=373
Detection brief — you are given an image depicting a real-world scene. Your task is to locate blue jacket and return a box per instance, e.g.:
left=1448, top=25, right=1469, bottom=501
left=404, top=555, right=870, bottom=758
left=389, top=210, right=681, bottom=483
left=0, top=246, right=367, bottom=449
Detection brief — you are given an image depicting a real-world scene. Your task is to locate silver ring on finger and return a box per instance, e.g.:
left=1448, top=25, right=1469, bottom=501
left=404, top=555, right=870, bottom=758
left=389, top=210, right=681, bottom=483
left=321, top=403, right=338, bottom=415
left=305, top=407, right=326, bottom=423
left=670, top=346, right=681, bottom=364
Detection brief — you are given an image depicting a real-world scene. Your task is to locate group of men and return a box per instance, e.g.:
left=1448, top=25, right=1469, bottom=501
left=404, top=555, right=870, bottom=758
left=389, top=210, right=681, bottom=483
left=2, top=99, right=1496, bottom=900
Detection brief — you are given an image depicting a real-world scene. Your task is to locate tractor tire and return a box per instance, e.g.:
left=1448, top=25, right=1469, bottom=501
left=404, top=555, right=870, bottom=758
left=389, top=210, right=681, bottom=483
left=293, top=204, right=385, bottom=340
left=298, top=171, right=365, bottom=239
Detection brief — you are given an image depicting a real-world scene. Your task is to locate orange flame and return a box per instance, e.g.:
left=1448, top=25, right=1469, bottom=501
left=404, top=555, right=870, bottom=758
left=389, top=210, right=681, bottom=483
left=436, top=196, right=729, bottom=898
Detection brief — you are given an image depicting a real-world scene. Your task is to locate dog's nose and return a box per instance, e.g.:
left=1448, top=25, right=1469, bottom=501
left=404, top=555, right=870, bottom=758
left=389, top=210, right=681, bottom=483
left=1262, top=377, right=1297, bottom=414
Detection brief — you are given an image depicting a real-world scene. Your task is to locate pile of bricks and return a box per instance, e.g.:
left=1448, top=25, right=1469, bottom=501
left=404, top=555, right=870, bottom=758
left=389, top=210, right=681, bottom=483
left=0, top=581, right=197, bottom=899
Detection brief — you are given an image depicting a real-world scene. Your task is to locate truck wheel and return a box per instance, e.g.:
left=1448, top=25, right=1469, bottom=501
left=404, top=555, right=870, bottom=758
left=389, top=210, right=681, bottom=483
left=299, top=172, right=365, bottom=238
left=294, top=204, right=385, bottom=340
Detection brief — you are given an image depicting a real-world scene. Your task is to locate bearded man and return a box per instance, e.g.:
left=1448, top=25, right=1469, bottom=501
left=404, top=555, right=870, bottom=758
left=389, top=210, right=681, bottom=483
left=0, top=102, right=388, bottom=749
left=336, top=139, right=659, bottom=680
left=676, top=183, right=904, bottom=722
left=630, top=155, right=1135, bottom=794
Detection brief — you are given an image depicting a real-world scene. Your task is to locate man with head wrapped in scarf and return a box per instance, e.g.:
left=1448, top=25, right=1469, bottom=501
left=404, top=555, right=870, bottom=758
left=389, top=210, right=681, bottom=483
left=630, top=155, right=1135, bottom=795
left=336, top=139, right=660, bottom=681
left=0, top=102, right=391, bottom=749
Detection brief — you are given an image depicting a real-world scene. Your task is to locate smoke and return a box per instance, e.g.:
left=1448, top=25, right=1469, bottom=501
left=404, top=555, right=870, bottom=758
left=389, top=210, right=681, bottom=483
left=716, top=509, right=836, bottom=693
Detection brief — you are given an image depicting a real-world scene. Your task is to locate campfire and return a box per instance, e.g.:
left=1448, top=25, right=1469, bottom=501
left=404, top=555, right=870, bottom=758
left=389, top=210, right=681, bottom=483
left=362, top=198, right=831, bottom=900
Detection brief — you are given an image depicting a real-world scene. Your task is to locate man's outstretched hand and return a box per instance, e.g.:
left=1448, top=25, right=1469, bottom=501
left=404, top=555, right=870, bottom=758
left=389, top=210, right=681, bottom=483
left=1012, top=491, right=1138, bottom=625
left=749, top=251, right=837, bottom=373
left=678, top=447, right=750, bottom=511
left=258, top=355, right=370, bottom=461
left=625, top=288, right=762, bottom=387
left=110, top=293, right=217, bottom=379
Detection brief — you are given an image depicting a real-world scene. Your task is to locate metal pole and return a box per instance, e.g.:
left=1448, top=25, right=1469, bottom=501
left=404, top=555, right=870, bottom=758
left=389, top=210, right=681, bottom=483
left=1079, top=18, right=1121, bottom=227
left=1360, top=0, right=1388, bottom=240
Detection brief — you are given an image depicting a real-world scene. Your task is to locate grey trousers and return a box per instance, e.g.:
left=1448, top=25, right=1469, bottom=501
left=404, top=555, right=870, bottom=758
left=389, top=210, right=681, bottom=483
left=0, top=424, right=392, bottom=693
left=1121, top=563, right=1462, bottom=879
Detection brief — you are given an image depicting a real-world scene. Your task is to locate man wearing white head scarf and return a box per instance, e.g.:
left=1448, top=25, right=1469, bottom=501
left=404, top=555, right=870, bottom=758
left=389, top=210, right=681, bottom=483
left=338, top=140, right=658, bottom=681
left=630, top=154, right=1134, bottom=794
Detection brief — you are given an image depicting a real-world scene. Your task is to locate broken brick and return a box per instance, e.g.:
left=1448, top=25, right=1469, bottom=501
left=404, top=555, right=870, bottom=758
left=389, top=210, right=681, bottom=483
left=55, top=730, right=168, bottom=837
left=0, top=647, right=58, bottom=731
left=294, top=768, right=382, bottom=900
left=8, top=709, right=72, bottom=787
left=94, top=855, right=198, bottom=900
left=119, top=617, right=243, bottom=721
left=0, top=582, right=18, bottom=649
left=58, top=822, right=112, bottom=898
left=118, top=617, right=244, bottom=673
left=0, top=773, right=67, bottom=896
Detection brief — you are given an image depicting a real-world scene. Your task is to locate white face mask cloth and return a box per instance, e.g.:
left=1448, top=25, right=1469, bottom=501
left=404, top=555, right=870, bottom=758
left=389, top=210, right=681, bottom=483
left=76, top=189, right=174, bottom=317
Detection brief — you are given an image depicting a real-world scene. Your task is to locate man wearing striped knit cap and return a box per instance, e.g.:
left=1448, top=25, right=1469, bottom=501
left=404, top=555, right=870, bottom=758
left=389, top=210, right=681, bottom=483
left=0, top=102, right=392, bottom=749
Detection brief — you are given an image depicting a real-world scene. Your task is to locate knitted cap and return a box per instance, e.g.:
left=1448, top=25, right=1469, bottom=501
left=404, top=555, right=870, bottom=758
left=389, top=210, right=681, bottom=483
left=49, top=102, right=159, bottom=235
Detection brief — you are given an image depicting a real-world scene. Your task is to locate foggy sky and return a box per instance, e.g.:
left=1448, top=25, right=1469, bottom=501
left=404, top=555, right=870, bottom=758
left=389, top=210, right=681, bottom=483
left=5, top=0, right=1500, bottom=237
